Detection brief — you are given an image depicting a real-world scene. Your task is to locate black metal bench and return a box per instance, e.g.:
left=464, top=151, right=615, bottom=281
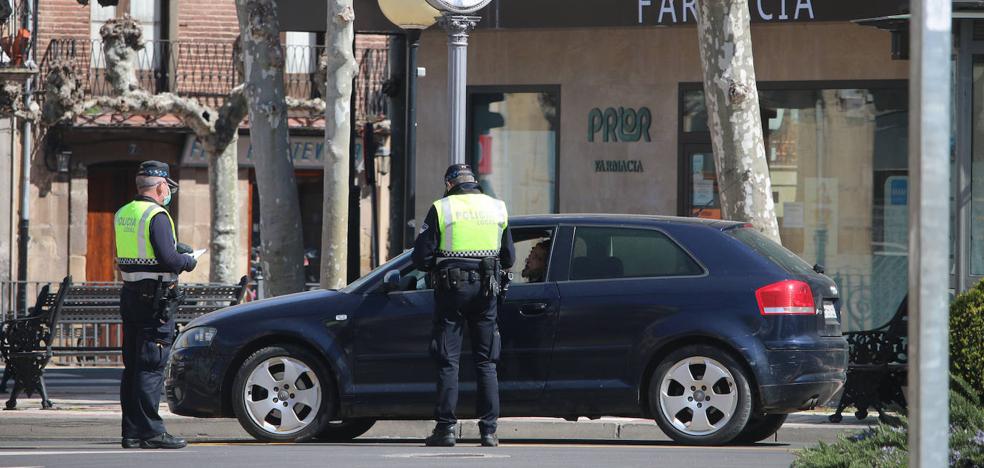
left=0, top=275, right=249, bottom=409
left=0, top=276, right=72, bottom=409
left=829, top=295, right=908, bottom=423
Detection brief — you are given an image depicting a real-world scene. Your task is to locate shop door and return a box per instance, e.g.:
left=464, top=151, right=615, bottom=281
left=681, top=144, right=719, bottom=219
left=86, top=163, right=139, bottom=281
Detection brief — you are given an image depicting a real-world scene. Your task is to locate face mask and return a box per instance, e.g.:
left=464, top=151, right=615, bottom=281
left=162, top=186, right=172, bottom=206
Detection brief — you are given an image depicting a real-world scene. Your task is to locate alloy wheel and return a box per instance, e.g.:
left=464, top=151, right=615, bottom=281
left=658, top=356, right=739, bottom=436
left=243, top=356, right=322, bottom=435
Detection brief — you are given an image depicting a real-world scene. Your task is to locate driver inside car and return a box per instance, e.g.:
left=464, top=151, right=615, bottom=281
left=521, top=239, right=551, bottom=283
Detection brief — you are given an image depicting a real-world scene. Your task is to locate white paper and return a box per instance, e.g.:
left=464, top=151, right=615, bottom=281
left=782, top=202, right=805, bottom=229
left=693, top=179, right=715, bottom=206
left=191, top=249, right=207, bottom=260
left=823, top=303, right=837, bottom=320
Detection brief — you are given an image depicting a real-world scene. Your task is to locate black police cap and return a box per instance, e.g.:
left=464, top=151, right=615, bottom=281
left=444, top=164, right=476, bottom=185
left=137, top=160, right=178, bottom=188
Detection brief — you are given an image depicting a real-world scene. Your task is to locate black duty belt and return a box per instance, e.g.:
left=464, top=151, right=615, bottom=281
left=444, top=269, right=480, bottom=282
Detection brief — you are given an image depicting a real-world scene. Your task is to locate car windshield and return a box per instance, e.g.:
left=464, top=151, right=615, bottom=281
left=728, top=227, right=816, bottom=276
left=341, top=250, right=413, bottom=293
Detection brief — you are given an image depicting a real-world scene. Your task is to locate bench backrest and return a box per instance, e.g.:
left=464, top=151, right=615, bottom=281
left=56, top=275, right=250, bottom=323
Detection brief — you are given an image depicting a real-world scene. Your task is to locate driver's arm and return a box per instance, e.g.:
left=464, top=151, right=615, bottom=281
left=412, top=206, right=440, bottom=272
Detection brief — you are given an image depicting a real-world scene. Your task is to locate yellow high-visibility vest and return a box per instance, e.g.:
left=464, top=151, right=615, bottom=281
left=114, top=200, right=175, bottom=268
left=432, top=193, right=508, bottom=258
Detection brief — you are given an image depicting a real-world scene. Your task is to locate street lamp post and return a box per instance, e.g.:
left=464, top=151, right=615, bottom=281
left=437, top=14, right=479, bottom=166
left=425, top=0, right=492, bottom=165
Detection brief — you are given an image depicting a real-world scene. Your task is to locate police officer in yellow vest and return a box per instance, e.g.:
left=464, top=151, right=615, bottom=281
left=413, top=164, right=515, bottom=448
left=115, top=161, right=196, bottom=449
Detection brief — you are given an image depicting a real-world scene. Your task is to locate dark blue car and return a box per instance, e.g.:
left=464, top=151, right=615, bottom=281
left=165, top=215, right=847, bottom=446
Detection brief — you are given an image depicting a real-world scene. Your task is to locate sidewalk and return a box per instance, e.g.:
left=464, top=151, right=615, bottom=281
left=0, top=395, right=872, bottom=445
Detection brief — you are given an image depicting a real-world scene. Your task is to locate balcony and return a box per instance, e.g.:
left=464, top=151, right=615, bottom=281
left=40, top=37, right=390, bottom=126
left=0, top=0, right=39, bottom=81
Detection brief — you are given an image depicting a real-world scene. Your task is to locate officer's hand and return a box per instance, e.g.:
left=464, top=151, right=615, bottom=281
left=176, top=242, right=193, bottom=254
left=186, top=256, right=198, bottom=272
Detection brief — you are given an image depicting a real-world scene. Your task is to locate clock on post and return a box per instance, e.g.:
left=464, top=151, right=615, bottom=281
left=424, top=0, right=492, bottom=15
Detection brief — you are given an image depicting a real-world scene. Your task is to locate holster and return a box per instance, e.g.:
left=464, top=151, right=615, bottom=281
left=498, top=271, right=513, bottom=305
left=151, top=279, right=181, bottom=324
left=479, top=257, right=501, bottom=298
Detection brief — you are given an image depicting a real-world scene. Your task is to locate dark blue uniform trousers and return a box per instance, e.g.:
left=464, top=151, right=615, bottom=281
left=431, top=280, right=502, bottom=435
left=120, top=285, right=173, bottom=440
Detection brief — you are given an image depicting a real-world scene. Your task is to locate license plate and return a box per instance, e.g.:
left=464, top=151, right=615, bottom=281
left=823, top=303, right=838, bottom=320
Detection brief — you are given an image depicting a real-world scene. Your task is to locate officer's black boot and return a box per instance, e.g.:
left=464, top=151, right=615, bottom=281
left=121, top=438, right=141, bottom=449
left=481, top=433, right=498, bottom=447
left=424, top=425, right=456, bottom=447
left=139, top=432, right=187, bottom=449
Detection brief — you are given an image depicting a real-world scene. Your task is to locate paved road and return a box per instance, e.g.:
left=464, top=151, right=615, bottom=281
left=0, top=367, right=869, bottom=467
left=0, top=439, right=802, bottom=468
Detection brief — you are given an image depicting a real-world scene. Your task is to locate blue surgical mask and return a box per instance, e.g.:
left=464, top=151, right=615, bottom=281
left=162, top=186, right=172, bottom=206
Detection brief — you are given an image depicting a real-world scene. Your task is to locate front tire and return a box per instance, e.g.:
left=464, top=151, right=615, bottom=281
left=732, top=414, right=787, bottom=444
left=232, top=345, right=334, bottom=442
left=649, top=345, right=753, bottom=445
left=314, top=419, right=376, bottom=441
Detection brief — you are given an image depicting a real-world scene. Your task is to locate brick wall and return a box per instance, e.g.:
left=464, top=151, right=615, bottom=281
left=175, top=0, right=240, bottom=43
left=37, top=0, right=89, bottom=59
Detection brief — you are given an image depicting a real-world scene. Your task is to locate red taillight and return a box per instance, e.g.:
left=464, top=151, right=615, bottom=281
left=755, top=280, right=816, bottom=315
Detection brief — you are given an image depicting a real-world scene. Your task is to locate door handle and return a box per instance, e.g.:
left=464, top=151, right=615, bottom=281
left=519, top=302, right=549, bottom=316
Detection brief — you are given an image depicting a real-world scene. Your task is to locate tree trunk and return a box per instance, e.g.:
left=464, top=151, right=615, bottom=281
left=320, top=0, right=356, bottom=290
left=207, top=137, right=239, bottom=283
left=695, top=0, right=780, bottom=242
left=236, top=0, right=305, bottom=295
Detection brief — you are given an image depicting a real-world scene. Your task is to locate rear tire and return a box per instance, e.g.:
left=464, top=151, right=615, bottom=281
left=649, top=344, right=753, bottom=445
left=732, top=414, right=787, bottom=444
left=232, top=345, right=334, bottom=442
left=314, top=419, right=376, bottom=441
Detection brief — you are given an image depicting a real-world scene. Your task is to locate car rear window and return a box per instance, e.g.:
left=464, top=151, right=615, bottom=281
left=570, top=227, right=704, bottom=280
left=729, top=227, right=815, bottom=276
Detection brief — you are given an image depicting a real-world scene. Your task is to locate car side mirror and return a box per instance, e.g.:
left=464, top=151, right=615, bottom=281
left=382, top=270, right=401, bottom=293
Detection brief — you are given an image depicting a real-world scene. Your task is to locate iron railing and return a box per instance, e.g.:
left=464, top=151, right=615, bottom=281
left=0, top=0, right=36, bottom=69
left=40, top=37, right=389, bottom=123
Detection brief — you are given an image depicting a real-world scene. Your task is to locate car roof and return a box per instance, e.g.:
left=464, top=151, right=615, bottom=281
left=509, top=214, right=743, bottom=230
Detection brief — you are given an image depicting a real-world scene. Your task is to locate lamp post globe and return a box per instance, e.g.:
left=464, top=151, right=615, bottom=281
left=378, top=0, right=439, bottom=30
left=424, top=0, right=492, bottom=14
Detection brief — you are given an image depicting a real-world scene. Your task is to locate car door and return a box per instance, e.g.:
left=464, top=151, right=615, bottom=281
left=494, top=225, right=563, bottom=405
left=348, top=225, right=562, bottom=415
left=349, top=261, right=436, bottom=414
left=547, top=225, right=708, bottom=413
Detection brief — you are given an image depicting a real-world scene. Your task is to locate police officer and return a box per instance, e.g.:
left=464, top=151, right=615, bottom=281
left=413, top=164, right=515, bottom=448
left=115, top=161, right=197, bottom=449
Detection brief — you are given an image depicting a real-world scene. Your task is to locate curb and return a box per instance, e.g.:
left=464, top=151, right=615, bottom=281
left=0, top=409, right=871, bottom=446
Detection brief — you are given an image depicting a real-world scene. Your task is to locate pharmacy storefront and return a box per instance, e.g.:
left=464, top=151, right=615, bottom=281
left=402, top=0, right=973, bottom=332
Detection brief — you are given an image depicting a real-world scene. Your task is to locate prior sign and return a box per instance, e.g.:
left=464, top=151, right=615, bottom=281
left=589, top=107, right=652, bottom=143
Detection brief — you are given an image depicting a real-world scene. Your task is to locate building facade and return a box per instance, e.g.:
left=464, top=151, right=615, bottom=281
left=3, top=0, right=392, bottom=291
left=334, top=0, right=977, bottom=332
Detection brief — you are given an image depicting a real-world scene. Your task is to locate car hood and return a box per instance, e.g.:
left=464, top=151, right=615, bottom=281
left=185, top=289, right=346, bottom=329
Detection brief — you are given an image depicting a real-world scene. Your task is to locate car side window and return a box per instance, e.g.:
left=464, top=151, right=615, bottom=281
left=400, top=267, right=431, bottom=291
left=569, top=227, right=703, bottom=280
